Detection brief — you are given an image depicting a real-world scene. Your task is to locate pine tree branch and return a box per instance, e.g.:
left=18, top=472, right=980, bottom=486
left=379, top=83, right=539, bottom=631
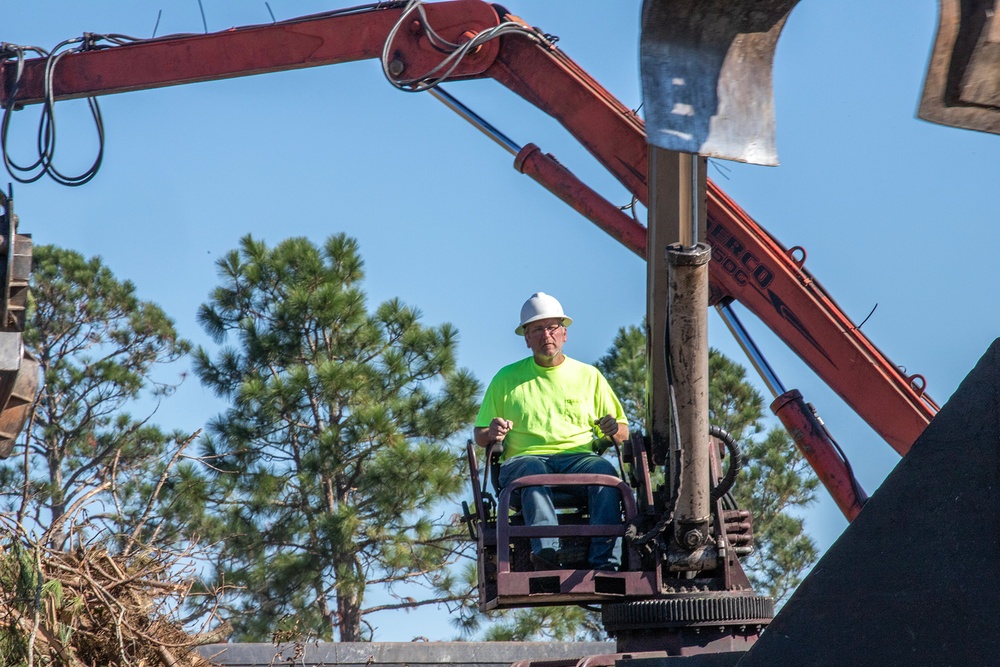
left=122, top=430, right=202, bottom=555
left=361, top=593, right=465, bottom=615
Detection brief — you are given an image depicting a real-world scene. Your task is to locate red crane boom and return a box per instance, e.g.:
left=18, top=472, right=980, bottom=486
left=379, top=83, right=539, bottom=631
left=0, top=0, right=936, bottom=486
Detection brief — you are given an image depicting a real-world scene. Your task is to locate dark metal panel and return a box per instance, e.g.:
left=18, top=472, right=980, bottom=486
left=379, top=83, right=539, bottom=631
left=736, top=338, right=1000, bottom=666
left=616, top=653, right=746, bottom=666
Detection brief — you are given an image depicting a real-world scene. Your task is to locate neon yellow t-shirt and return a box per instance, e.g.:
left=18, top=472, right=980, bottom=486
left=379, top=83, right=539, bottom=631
left=475, top=355, right=626, bottom=460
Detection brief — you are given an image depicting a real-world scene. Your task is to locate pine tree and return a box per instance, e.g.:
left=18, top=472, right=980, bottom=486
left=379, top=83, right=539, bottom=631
left=0, top=245, right=222, bottom=666
left=0, top=244, right=193, bottom=550
left=193, top=233, right=480, bottom=641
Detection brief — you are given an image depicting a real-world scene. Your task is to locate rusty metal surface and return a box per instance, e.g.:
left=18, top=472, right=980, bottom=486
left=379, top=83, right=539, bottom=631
left=646, top=150, right=707, bottom=467
left=488, top=472, right=661, bottom=608
left=0, top=1, right=502, bottom=107
left=0, top=4, right=938, bottom=461
left=468, top=443, right=664, bottom=610
left=513, top=144, right=646, bottom=255
left=772, top=389, right=867, bottom=521
left=0, top=351, right=39, bottom=458
left=489, top=569, right=660, bottom=608
left=919, top=0, right=1000, bottom=134
left=508, top=652, right=694, bottom=667
left=0, top=190, right=33, bottom=457
left=704, top=186, right=938, bottom=453
left=0, top=333, right=20, bottom=371
left=0, top=192, right=24, bottom=331
left=737, top=338, right=1000, bottom=665
left=640, top=0, right=802, bottom=164
left=666, top=244, right=712, bottom=550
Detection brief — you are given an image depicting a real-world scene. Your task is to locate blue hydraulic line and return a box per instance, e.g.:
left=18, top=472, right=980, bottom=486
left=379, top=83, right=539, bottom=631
left=716, top=301, right=786, bottom=399
left=428, top=87, right=520, bottom=155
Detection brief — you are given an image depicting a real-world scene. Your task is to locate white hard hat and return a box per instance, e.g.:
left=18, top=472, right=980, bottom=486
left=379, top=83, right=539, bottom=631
left=515, top=292, right=573, bottom=335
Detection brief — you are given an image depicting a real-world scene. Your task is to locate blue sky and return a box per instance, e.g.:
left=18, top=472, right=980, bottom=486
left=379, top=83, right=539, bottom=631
left=4, top=0, right=998, bottom=640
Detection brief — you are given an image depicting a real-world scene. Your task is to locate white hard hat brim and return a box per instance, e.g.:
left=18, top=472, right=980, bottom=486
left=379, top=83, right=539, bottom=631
left=515, top=314, right=573, bottom=336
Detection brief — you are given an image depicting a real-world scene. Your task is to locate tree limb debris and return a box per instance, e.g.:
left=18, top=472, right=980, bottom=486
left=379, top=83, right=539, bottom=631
left=0, top=534, right=231, bottom=667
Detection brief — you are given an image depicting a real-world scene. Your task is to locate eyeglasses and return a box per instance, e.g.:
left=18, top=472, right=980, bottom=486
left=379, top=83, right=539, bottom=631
left=526, top=323, right=563, bottom=338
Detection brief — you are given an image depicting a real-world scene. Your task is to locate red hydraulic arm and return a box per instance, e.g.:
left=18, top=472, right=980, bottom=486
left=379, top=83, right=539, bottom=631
left=0, top=0, right=937, bottom=459
left=772, top=389, right=868, bottom=521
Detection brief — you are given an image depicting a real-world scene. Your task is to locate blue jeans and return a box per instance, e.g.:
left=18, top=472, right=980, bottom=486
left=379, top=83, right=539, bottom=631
left=498, top=453, right=622, bottom=569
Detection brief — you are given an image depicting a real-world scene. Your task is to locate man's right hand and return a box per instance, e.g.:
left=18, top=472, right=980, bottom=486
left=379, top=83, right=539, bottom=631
left=489, top=418, right=513, bottom=442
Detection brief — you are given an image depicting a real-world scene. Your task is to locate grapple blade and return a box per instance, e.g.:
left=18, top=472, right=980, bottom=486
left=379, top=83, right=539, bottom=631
left=639, top=0, right=801, bottom=165
left=919, top=0, right=1000, bottom=135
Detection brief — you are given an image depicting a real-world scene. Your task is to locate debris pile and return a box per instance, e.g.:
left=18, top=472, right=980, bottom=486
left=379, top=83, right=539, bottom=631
left=0, top=537, right=229, bottom=667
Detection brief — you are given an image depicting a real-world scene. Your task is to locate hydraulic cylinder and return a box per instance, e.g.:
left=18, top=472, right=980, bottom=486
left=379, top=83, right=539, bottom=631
left=667, top=242, right=712, bottom=549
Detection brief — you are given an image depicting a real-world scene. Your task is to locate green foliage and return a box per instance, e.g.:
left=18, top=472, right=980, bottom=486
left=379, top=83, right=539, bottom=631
left=595, top=323, right=646, bottom=435
left=731, top=428, right=820, bottom=602
left=192, top=234, right=480, bottom=642
left=0, top=245, right=227, bottom=664
left=708, top=348, right=767, bottom=443
left=0, top=542, right=36, bottom=661
left=0, top=245, right=192, bottom=550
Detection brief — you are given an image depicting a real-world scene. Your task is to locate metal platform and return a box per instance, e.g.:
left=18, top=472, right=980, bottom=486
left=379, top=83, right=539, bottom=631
left=735, top=337, right=1000, bottom=665
left=196, top=641, right=617, bottom=667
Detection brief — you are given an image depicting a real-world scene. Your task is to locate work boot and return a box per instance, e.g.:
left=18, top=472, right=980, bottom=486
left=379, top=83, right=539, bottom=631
left=529, top=547, right=561, bottom=571
left=557, top=544, right=588, bottom=568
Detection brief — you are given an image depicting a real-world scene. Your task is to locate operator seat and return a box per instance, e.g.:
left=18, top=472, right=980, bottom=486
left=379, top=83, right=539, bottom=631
left=488, top=441, right=609, bottom=571
left=465, top=439, right=660, bottom=610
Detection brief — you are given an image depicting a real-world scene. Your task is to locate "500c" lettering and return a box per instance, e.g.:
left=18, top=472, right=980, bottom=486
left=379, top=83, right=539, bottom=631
left=707, top=218, right=773, bottom=289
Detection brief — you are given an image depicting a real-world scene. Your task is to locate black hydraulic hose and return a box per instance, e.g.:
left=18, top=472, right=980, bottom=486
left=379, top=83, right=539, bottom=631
left=611, top=437, right=626, bottom=480
left=811, top=405, right=868, bottom=507
left=626, top=424, right=740, bottom=548
left=1, top=39, right=105, bottom=186
left=1, top=44, right=47, bottom=178
left=709, top=425, right=741, bottom=501
left=626, top=302, right=688, bottom=549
